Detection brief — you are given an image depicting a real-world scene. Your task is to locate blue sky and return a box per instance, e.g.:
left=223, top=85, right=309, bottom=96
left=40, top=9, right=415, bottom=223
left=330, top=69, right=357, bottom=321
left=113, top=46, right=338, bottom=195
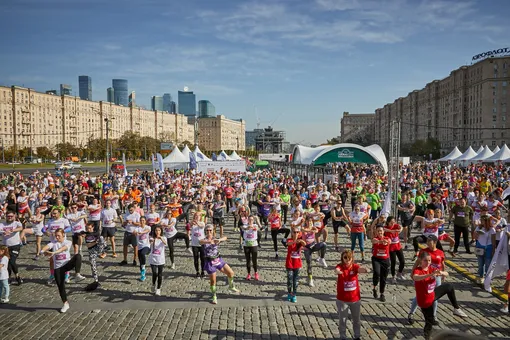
left=1, top=0, right=509, bottom=145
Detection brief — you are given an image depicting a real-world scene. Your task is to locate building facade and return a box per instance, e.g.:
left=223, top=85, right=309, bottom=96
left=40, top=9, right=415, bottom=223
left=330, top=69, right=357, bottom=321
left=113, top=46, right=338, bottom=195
left=178, top=90, right=196, bottom=116
left=106, top=87, right=114, bottom=103
left=374, top=56, right=510, bottom=154
left=162, top=93, right=172, bottom=112
left=197, top=115, right=246, bottom=151
left=340, top=112, right=375, bottom=143
left=151, top=96, right=163, bottom=111
left=0, top=86, right=195, bottom=152
left=128, top=91, right=136, bottom=107
left=60, top=84, right=72, bottom=96
left=198, top=100, right=215, bottom=118
left=254, top=126, right=286, bottom=153
left=78, top=75, right=92, bottom=101
left=112, top=79, right=128, bottom=106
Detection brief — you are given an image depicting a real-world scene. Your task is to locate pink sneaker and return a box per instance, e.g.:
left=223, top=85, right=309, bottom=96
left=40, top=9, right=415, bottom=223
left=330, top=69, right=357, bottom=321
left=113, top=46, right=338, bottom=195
left=254, top=272, right=260, bottom=281
left=246, top=274, right=251, bottom=280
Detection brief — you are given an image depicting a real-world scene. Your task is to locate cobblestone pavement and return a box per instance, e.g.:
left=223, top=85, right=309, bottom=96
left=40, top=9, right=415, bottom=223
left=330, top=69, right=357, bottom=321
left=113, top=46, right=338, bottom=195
left=0, top=215, right=509, bottom=340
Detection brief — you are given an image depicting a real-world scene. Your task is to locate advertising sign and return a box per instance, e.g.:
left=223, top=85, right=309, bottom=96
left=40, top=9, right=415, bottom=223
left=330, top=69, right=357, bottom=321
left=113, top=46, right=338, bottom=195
left=197, top=160, right=246, bottom=173
left=160, top=142, right=173, bottom=150
left=472, top=47, right=510, bottom=61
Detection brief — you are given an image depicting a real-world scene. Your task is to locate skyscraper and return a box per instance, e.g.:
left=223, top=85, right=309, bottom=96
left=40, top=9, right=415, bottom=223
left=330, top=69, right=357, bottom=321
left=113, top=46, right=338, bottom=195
left=170, top=101, right=176, bottom=113
left=78, top=75, right=92, bottom=100
left=198, top=100, right=215, bottom=118
left=178, top=88, right=196, bottom=116
left=162, top=93, right=172, bottom=112
left=107, top=87, right=115, bottom=103
left=60, top=84, right=72, bottom=96
left=112, top=79, right=128, bottom=106
left=151, top=96, right=163, bottom=111
left=129, top=91, right=136, bottom=108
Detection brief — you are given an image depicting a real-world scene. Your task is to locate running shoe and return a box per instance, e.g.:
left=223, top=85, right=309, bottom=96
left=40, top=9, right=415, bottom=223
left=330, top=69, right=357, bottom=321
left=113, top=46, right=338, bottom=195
left=287, top=294, right=292, bottom=302
left=246, top=274, right=252, bottom=280
left=33, top=255, right=39, bottom=261
left=275, top=253, right=279, bottom=260
left=186, top=248, right=193, bottom=255
left=132, top=260, right=137, bottom=266
left=431, top=318, right=439, bottom=326
left=229, top=286, right=240, bottom=293
left=453, top=308, right=467, bottom=317
left=140, top=269, right=146, bottom=282
left=308, top=278, right=315, bottom=287
left=112, top=253, right=118, bottom=258
left=152, top=284, right=156, bottom=293
left=200, top=272, right=205, bottom=279
left=254, top=272, right=260, bottom=281
left=500, top=305, right=509, bottom=313
left=372, top=289, right=378, bottom=299
left=60, top=302, right=70, bottom=313
left=75, top=274, right=86, bottom=282
left=171, top=263, right=175, bottom=269
left=380, top=294, right=386, bottom=302
left=196, top=272, right=200, bottom=278
left=65, top=276, right=71, bottom=284
left=155, top=289, right=161, bottom=296
left=16, top=276, right=23, bottom=285
left=318, top=258, right=328, bottom=268
left=211, top=295, right=218, bottom=304
left=120, top=260, right=127, bottom=265
left=290, top=295, right=297, bottom=303
left=47, top=276, right=54, bottom=285
left=1, top=298, right=9, bottom=303
left=392, top=277, right=397, bottom=284
left=397, top=273, right=407, bottom=280
left=407, top=313, right=414, bottom=325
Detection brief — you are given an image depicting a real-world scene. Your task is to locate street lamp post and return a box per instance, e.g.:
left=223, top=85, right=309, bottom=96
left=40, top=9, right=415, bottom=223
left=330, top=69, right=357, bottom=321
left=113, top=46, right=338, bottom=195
left=105, top=117, right=110, bottom=175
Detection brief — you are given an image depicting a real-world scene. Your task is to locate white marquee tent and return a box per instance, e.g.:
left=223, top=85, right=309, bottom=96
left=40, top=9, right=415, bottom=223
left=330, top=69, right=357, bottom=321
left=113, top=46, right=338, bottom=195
left=484, top=144, right=510, bottom=162
left=181, top=145, right=192, bottom=162
left=229, top=151, right=242, bottom=160
left=161, top=146, right=189, bottom=170
left=451, top=146, right=477, bottom=163
left=217, top=150, right=232, bottom=161
left=475, top=146, right=484, bottom=154
left=438, top=147, right=462, bottom=161
left=468, top=146, right=494, bottom=162
left=492, top=145, right=501, bottom=153
left=193, top=145, right=212, bottom=161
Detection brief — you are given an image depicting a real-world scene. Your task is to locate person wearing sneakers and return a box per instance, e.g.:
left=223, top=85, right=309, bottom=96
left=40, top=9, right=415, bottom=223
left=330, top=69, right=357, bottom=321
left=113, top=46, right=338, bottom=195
left=408, top=234, right=445, bottom=325
left=371, top=225, right=391, bottom=302
left=269, top=207, right=290, bottom=259
left=301, top=218, right=327, bottom=287
left=149, top=225, right=167, bottom=296
left=133, top=216, right=151, bottom=281
left=0, top=211, right=25, bottom=285
left=29, top=207, right=45, bottom=261
left=348, top=205, right=368, bottom=262
left=200, top=225, right=239, bottom=304
left=0, top=246, right=10, bottom=303
left=331, top=200, right=348, bottom=252
left=242, top=215, right=260, bottom=281
left=81, top=222, right=107, bottom=291
left=100, top=200, right=118, bottom=258
left=40, top=228, right=85, bottom=313
left=285, top=237, right=306, bottom=303
left=121, top=204, right=140, bottom=266
left=383, top=216, right=406, bottom=283
left=161, top=209, right=192, bottom=269
left=190, top=212, right=206, bottom=278
left=412, top=251, right=467, bottom=339
left=335, top=249, right=369, bottom=340
left=66, top=203, right=87, bottom=255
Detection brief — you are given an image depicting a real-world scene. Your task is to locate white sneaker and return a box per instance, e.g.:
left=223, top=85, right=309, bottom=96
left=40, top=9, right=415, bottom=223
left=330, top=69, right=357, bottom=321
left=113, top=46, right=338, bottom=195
left=392, top=277, right=397, bottom=284
left=171, top=263, right=176, bottom=270
left=75, top=274, right=86, bottom=282
left=155, top=289, right=161, bottom=296
left=60, top=302, right=70, bottom=313
left=397, top=273, right=407, bottom=280
left=315, top=257, right=321, bottom=263
left=65, top=278, right=71, bottom=284
left=308, top=278, right=315, bottom=287
left=319, top=258, right=328, bottom=268
left=500, top=305, right=509, bottom=313
left=186, top=248, right=193, bottom=255
left=453, top=308, right=467, bottom=317
left=3, top=299, right=8, bottom=303
left=228, top=286, right=240, bottom=294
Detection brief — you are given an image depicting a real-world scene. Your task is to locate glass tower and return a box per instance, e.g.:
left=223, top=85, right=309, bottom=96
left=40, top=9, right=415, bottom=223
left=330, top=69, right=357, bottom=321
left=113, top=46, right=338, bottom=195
left=78, top=75, right=92, bottom=100
left=151, top=96, right=164, bottom=111
left=162, top=93, right=172, bottom=112
left=107, top=87, right=115, bottom=103
left=112, top=79, right=128, bottom=106
left=198, top=100, right=215, bottom=118
left=178, top=90, right=196, bottom=116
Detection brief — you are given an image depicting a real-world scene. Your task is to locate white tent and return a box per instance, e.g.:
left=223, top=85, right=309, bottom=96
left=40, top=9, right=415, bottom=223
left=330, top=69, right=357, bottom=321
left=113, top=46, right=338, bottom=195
left=492, top=145, right=501, bottom=153
left=469, top=146, right=494, bottom=162
left=181, top=145, right=192, bottom=162
left=217, top=150, right=232, bottom=161
left=438, top=146, right=462, bottom=161
left=229, top=150, right=242, bottom=160
left=484, top=144, right=510, bottom=162
left=193, top=145, right=212, bottom=161
left=475, top=146, right=484, bottom=154
left=161, top=146, right=189, bottom=170
left=451, top=146, right=478, bottom=163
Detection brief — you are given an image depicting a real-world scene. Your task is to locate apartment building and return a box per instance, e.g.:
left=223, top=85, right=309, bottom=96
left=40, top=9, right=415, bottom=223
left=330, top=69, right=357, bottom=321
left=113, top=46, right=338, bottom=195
left=0, top=86, right=195, bottom=151
left=197, top=115, right=246, bottom=151
left=374, top=56, right=510, bottom=154
left=340, top=112, right=375, bottom=143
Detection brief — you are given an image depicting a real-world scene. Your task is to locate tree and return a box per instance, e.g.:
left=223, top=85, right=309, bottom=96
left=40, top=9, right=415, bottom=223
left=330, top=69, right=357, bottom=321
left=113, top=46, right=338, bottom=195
left=159, top=131, right=175, bottom=142
left=55, top=143, right=79, bottom=159
left=401, top=138, right=441, bottom=160
left=326, top=137, right=341, bottom=145
left=36, top=146, right=54, bottom=160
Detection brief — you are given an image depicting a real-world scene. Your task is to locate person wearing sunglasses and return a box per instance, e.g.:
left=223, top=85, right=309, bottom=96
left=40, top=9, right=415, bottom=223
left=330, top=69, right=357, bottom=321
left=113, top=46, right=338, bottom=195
left=200, top=225, right=239, bottom=304
left=335, top=249, right=369, bottom=340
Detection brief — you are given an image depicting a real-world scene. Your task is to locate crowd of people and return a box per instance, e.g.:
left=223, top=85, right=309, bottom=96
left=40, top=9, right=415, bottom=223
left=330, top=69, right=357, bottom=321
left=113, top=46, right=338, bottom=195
left=0, top=161, right=508, bottom=340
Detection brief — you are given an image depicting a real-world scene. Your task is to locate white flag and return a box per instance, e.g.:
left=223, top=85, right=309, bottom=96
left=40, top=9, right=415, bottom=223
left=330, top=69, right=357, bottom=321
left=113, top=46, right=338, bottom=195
left=151, top=153, right=156, bottom=172
left=122, top=153, right=128, bottom=177
left=502, top=186, right=510, bottom=200
left=380, top=190, right=392, bottom=217
left=484, top=231, right=509, bottom=292
left=156, top=153, right=164, bottom=173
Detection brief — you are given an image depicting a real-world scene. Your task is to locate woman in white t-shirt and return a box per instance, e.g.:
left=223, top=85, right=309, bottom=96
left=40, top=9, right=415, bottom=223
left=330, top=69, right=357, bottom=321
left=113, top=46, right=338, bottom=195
left=134, top=216, right=151, bottom=282
left=474, top=215, right=496, bottom=279
left=149, top=226, right=167, bottom=296
left=0, top=245, right=9, bottom=303
left=40, top=228, right=85, bottom=313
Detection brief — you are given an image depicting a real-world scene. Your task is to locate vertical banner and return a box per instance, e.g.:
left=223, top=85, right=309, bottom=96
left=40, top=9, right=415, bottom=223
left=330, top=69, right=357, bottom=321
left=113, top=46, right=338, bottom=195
left=189, top=151, right=197, bottom=169
left=122, top=153, right=128, bottom=177
left=212, top=152, right=217, bottom=161
left=151, top=153, right=156, bottom=172
left=380, top=189, right=392, bottom=217
left=156, top=153, right=164, bottom=173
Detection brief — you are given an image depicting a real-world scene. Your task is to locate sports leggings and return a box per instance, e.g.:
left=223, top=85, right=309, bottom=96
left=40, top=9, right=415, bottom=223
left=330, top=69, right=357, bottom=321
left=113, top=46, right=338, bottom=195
left=413, top=235, right=444, bottom=252
left=55, top=254, right=82, bottom=302
left=389, top=249, right=405, bottom=277
left=7, top=245, right=20, bottom=276
left=192, top=246, right=205, bottom=274
left=421, top=283, right=460, bottom=339
left=138, top=247, right=150, bottom=269
left=244, top=246, right=258, bottom=274
left=286, top=268, right=299, bottom=294
left=371, top=256, right=389, bottom=294
left=304, top=243, right=326, bottom=276
left=271, top=228, right=290, bottom=252
left=167, top=233, right=190, bottom=264
left=151, top=264, right=164, bottom=289
left=88, top=241, right=106, bottom=282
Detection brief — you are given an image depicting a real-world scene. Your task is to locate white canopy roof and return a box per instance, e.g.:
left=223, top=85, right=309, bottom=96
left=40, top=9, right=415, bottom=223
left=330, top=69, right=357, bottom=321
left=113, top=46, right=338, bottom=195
left=229, top=150, right=242, bottom=160
left=292, top=143, right=388, bottom=173
left=217, top=150, right=232, bottom=161
left=484, top=144, right=510, bottom=162
left=181, top=145, right=191, bottom=162
left=475, top=146, right=484, bottom=154
left=492, top=145, right=501, bottom=153
left=438, top=146, right=462, bottom=161
left=452, top=146, right=477, bottom=161
left=193, top=145, right=212, bottom=161
left=161, top=146, right=188, bottom=169
left=469, top=146, right=494, bottom=161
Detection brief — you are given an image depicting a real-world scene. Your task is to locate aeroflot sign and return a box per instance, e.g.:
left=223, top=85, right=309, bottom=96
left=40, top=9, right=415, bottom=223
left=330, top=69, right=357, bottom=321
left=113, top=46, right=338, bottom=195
left=472, top=47, right=510, bottom=61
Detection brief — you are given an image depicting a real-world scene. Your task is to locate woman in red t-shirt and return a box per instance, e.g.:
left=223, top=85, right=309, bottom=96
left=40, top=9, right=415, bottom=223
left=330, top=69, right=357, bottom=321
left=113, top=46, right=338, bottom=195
left=269, top=207, right=290, bottom=259
left=285, top=238, right=306, bottom=303
left=335, top=250, right=369, bottom=340
left=383, top=216, right=406, bottom=283
left=412, top=251, right=467, bottom=339
left=371, top=226, right=391, bottom=302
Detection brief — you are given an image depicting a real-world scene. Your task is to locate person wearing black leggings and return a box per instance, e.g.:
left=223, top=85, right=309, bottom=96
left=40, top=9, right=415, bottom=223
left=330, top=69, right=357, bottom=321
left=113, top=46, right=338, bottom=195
left=371, top=226, right=391, bottom=302
left=268, top=208, right=290, bottom=259
left=412, top=211, right=445, bottom=259
left=161, top=211, right=192, bottom=269
left=412, top=251, right=467, bottom=339
left=242, top=216, right=260, bottom=280
left=383, top=216, right=406, bottom=283
left=134, top=216, right=151, bottom=282
left=149, top=226, right=167, bottom=296
left=0, top=212, right=24, bottom=285
left=41, top=228, right=84, bottom=313
left=190, top=213, right=206, bottom=278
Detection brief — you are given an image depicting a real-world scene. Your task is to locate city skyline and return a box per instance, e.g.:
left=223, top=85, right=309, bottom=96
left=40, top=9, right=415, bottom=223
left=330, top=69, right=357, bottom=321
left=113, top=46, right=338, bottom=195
left=1, top=0, right=509, bottom=144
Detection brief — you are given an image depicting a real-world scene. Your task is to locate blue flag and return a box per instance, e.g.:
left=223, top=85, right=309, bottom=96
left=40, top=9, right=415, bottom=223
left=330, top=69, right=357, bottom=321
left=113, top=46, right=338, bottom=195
left=212, top=152, right=217, bottom=161
left=189, top=151, right=197, bottom=169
